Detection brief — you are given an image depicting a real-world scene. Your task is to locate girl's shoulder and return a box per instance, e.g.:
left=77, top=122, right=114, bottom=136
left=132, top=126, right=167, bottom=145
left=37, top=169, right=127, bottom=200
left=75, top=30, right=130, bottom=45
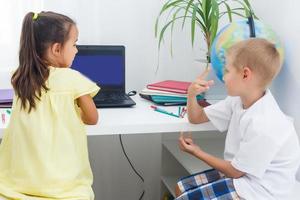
left=48, top=66, right=85, bottom=92
left=47, top=66, right=99, bottom=96
left=49, top=66, right=81, bottom=78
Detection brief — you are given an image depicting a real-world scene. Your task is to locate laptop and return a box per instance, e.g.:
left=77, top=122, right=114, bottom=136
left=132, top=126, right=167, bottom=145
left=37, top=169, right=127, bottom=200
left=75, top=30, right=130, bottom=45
left=72, top=45, right=136, bottom=108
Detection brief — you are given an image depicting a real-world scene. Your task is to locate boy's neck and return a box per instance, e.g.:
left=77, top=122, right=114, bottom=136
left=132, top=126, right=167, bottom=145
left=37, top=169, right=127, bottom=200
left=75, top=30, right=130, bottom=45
left=240, top=89, right=266, bottom=109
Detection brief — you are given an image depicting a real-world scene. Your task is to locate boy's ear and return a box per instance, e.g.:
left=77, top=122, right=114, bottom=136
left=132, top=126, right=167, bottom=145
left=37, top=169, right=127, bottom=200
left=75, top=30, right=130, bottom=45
left=50, top=43, right=62, bottom=56
left=242, top=66, right=252, bottom=80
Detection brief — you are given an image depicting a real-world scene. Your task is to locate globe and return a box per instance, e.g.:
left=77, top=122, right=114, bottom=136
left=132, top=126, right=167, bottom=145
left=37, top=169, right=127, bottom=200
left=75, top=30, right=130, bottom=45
left=210, top=20, right=285, bottom=82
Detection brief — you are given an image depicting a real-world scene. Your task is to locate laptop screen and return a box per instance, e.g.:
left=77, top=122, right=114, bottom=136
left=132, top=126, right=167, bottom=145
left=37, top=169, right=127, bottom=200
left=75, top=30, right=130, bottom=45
left=72, top=45, right=125, bottom=91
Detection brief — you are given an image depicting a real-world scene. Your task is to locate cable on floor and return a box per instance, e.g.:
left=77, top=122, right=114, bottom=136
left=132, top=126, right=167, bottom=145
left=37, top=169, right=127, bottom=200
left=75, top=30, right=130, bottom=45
left=119, top=134, right=145, bottom=200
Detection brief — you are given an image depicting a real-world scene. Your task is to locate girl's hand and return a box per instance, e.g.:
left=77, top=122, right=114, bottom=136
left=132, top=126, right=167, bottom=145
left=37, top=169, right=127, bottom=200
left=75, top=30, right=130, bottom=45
left=188, top=67, right=214, bottom=97
left=178, top=132, right=201, bottom=155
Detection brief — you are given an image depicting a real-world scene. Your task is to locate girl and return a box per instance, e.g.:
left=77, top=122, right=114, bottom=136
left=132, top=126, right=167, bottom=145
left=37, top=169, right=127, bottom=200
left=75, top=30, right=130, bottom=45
left=0, top=11, right=100, bottom=200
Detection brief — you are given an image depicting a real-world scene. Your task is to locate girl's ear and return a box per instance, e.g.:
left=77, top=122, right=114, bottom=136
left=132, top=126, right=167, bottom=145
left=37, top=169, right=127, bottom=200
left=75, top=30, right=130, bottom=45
left=242, top=66, right=252, bottom=80
left=50, top=43, right=62, bottom=56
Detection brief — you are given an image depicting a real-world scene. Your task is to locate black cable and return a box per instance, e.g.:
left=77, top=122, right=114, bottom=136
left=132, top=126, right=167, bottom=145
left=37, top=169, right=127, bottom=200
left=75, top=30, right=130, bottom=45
left=119, top=134, right=145, bottom=200
left=127, top=90, right=137, bottom=96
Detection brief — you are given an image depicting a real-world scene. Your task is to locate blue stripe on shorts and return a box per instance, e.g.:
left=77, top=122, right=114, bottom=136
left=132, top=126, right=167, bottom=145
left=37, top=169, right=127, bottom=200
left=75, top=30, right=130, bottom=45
left=176, top=169, right=240, bottom=200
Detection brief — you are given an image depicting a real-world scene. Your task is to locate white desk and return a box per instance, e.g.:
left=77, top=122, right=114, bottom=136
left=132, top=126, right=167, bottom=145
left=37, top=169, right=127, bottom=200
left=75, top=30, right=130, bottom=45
left=1, top=96, right=217, bottom=137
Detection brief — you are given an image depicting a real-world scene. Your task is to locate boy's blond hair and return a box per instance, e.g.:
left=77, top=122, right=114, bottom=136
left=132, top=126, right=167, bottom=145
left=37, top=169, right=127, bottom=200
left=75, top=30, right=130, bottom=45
left=227, top=38, right=282, bottom=87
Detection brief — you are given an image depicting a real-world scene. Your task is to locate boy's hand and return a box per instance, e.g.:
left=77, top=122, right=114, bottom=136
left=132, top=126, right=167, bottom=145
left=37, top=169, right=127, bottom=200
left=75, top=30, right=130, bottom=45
left=188, top=67, right=214, bottom=97
left=179, top=132, right=201, bottom=155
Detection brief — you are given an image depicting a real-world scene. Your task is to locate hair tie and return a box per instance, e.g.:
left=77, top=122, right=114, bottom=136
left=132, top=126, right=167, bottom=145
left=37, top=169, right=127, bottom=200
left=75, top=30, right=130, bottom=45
left=32, top=13, right=39, bottom=21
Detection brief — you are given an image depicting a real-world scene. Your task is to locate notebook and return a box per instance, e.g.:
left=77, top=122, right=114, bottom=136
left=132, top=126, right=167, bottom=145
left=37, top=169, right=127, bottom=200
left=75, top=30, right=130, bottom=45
left=147, top=80, right=191, bottom=94
left=0, top=89, right=13, bottom=108
left=0, top=89, right=14, bottom=103
left=139, top=93, right=209, bottom=106
left=72, top=45, right=136, bottom=108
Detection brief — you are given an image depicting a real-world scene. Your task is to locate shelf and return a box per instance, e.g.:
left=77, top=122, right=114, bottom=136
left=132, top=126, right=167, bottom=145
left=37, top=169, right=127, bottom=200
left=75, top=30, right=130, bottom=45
left=161, top=175, right=182, bottom=197
left=160, top=134, right=225, bottom=199
left=163, top=138, right=225, bottom=174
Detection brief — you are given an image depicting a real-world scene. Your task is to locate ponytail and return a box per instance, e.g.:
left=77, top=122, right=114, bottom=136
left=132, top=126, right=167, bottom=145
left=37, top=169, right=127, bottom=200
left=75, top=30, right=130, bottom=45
left=12, top=11, right=75, bottom=112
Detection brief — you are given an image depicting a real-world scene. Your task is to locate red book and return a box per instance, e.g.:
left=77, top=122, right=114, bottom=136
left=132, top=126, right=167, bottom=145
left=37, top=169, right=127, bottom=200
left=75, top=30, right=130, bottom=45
left=147, top=80, right=191, bottom=94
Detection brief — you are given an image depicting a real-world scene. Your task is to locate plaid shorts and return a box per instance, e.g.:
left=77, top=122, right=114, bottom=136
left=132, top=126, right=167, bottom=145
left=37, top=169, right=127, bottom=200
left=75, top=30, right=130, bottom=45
left=176, top=169, right=240, bottom=200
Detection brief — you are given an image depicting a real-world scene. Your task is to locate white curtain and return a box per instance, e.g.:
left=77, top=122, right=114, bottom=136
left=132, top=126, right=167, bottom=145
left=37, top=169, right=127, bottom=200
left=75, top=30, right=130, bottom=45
left=0, top=0, right=43, bottom=71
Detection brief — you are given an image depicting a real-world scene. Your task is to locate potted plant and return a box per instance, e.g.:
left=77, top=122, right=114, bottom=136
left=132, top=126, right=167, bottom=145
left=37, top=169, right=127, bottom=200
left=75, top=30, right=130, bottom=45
left=155, top=0, right=257, bottom=68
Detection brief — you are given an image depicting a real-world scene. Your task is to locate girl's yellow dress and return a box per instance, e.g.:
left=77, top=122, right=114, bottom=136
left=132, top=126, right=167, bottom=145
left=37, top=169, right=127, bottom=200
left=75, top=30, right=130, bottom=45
left=0, top=67, right=100, bottom=200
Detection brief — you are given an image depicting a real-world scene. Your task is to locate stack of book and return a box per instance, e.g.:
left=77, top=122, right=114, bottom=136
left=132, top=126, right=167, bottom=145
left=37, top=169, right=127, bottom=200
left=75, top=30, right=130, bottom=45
left=139, top=80, right=208, bottom=106
left=0, top=89, right=13, bottom=108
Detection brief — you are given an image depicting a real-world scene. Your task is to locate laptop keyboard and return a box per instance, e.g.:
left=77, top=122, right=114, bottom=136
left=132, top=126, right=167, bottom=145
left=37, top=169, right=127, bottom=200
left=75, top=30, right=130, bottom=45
left=94, top=92, right=130, bottom=102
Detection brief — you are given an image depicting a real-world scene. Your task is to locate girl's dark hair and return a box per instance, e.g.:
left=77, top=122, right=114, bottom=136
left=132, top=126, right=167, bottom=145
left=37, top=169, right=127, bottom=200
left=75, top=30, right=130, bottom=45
left=11, top=11, right=75, bottom=112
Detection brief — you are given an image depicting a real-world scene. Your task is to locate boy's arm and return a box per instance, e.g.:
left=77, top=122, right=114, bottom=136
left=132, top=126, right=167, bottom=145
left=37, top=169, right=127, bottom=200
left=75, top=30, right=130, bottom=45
left=187, top=68, right=214, bottom=124
left=187, top=94, right=209, bottom=123
left=179, top=134, right=245, bottom=179
left=193, top=148, right=245, bottom=178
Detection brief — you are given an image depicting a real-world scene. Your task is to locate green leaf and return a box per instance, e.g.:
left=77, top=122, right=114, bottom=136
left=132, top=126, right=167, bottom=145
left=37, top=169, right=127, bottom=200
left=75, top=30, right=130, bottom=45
left=205, top=0, right=212, bottom=20
left=202, top=0, right=207, bottom=23
left=191, top=3, right=198, bottom=46
left=170, top=6, right=185, bottom=56
left=209, top=0, right=219, bottom=50
left=225, top=11, right=246, bottom=18
left=232, top=0, right=251, bottom=17
left=160, top=0, right=183, bottom=16
left=192, top=4, right=206, bottom=30
left=182, top=0, right=196, bottom=29
left=195, top=16, right=206, bottom=31
left=155, top=0, right=258, bottom=61
left=155, top=0, right=184, bottom=37
left=155, top=18, right=159, bottom=38
left=194, top=4, right=205, bottom=24
left=217, top=0, right=229, bottom=5
left=224, top=2, right=232, bottom=22
left=158, top=16, right=187, bottom=49
left=241, top=0, right=252, bottom=11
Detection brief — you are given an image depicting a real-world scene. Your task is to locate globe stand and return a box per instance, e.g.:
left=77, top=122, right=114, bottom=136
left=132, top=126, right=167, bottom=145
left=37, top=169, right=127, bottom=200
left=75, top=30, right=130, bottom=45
left=205, top=62, right=227, bottom=100
left=195, top=59, right=227, bottom=101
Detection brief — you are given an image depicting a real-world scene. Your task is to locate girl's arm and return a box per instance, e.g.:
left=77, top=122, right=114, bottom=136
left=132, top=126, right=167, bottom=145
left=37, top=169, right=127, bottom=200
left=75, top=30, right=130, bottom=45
left=77, top=94, right=98, bottom=125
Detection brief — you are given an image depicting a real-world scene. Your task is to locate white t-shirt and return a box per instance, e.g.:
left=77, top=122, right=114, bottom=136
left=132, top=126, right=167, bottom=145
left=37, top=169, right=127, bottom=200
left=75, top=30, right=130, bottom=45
left=204, top=90, right=300, bottom=200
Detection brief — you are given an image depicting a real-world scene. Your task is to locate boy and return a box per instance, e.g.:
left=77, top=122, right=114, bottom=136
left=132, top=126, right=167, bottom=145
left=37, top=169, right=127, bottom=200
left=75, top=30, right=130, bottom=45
left=175, top=38, right=300, bottom=200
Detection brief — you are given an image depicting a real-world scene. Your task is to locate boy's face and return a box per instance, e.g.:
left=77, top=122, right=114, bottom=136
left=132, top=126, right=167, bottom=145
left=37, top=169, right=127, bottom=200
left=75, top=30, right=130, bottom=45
left=223, top=56, right=244, bottom=96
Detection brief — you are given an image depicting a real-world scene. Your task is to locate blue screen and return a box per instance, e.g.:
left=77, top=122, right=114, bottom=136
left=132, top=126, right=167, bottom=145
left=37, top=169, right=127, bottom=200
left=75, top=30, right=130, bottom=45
left=72, top=55, right=124, bottom=86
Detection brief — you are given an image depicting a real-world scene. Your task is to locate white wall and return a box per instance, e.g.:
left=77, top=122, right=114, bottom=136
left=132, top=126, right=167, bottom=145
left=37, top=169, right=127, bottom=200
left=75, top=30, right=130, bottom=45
left=1, top=0, right=300, bottom=199
left=0, top=0, right=43, bottom=73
